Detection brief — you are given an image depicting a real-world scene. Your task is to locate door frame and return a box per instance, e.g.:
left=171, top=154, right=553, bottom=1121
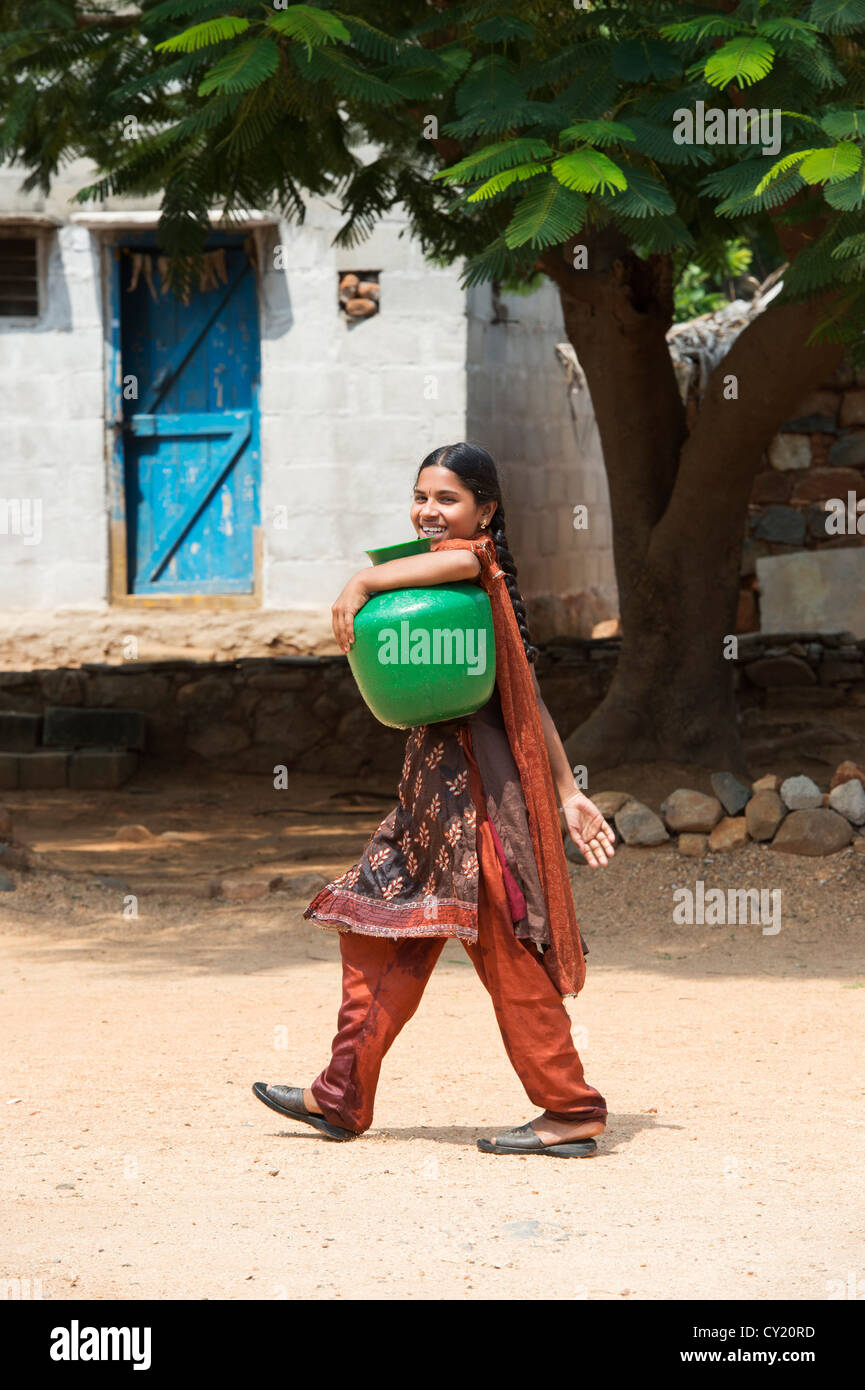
left=102, top=228, right=264, bottom=609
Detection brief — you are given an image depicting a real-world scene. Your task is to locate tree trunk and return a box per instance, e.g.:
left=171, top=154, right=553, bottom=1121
left=539, top=233, right=846, bottom=778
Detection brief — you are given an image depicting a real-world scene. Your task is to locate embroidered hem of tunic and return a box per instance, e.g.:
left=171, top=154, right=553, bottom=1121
left=313, top=914, right=479, bottom=943
left=306, top=884, right=478, bottom=941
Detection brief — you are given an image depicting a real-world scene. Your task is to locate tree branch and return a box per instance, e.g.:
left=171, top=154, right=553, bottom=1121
left=75, top=12, right=140, bottom=29
left=655, top=287, right=847, bottom=562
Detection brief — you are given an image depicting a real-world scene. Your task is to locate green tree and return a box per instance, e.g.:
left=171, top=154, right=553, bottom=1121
left=672, top=237, right=756, bottom=320
left=3, top=0, right=864, bottom=773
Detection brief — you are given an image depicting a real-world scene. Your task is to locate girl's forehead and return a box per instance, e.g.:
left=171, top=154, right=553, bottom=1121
left=414, top=465, right=471, bottom=494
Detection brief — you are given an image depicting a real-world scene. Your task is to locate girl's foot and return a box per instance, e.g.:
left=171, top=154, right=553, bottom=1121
left=252, top=1083, right=356, bottom=1141
left=303, top=1088, right=603, bottom=1143
left=302, top=1087, right=324, bottom=1114
left=489, top=1115, right=605, bottom=1147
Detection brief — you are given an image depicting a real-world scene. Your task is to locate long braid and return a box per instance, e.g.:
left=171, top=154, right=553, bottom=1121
left=489, top=505, right=539, bottom=665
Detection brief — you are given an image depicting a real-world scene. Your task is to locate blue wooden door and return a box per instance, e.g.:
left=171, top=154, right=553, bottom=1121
left=119, top=239, right=261, bottom=594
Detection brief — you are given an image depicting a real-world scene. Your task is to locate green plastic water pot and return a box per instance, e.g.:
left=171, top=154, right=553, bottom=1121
left=347, top=540, right=496, bottom=729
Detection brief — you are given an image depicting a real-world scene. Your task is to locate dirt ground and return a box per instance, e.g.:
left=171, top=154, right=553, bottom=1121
left=1, top=761, right=864, bottom=1302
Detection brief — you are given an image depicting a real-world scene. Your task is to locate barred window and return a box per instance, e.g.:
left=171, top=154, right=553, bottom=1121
left=0, top=236, right=39, bottom=317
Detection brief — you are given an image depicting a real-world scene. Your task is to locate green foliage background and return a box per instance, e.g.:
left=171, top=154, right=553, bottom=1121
left=1, top=1, right=864, bottom=350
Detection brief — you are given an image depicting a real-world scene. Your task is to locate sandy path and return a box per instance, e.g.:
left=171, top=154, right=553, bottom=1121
left=1, top=772, right=864, bottom=1301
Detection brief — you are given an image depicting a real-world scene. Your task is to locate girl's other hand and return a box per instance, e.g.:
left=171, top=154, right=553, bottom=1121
left=561, top=791, right=616, bottom=868
left=332, top=573, right=372, bottom=654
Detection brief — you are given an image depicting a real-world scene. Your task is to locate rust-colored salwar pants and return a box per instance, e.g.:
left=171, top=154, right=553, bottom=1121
left=309, top=774, right=607, bottom=1136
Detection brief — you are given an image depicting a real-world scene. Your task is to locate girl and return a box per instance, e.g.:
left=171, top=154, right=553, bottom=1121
left=253, top=443, right=615, bottom=1157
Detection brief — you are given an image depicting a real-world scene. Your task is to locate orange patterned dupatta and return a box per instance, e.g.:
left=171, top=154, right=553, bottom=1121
left=433, top=534, right=587, bottom=999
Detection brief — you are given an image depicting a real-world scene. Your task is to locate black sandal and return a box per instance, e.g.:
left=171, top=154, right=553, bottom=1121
left=251, top=1082, right=357, bottom=1142
left=477, top=1120, right=599, bottom=1157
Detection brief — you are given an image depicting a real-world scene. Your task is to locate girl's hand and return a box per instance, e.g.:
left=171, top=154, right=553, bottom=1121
left=332, top=573, right=372, bottom=654
left=561, top=791, right=616, bottom=868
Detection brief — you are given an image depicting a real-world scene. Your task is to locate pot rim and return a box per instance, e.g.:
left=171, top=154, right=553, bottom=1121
left=366, top=537, right=432, bottom=565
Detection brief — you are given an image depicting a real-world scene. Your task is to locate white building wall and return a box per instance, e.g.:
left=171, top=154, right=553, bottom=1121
left=466, top=280, right=617, bottom=637
left=0, top=156, right=616, bottom=640
left=0, top=160, right=472, bottom=615
left=257, top=203, right=468, bottom=609
left=0, top=206, right=108, bottom=608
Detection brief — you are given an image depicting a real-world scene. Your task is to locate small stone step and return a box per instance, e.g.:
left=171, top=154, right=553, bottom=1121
left=18, top=751, right=69, bottom=789
left=42, top=706, right=147, bottom=752
left=0, top=712, right=42, bottom=753
left=0, top=748, right=140, bottom=789
left=68, top=749, right=139, bottom=790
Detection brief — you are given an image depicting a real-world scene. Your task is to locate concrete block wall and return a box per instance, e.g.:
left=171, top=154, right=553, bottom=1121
left=0, top=211, right=108, bottom=609
left=0, top=159, right=474, bottom=616
left=257, top=203, right=469, bottom=609
left=465, top=280, right=617, bottom=637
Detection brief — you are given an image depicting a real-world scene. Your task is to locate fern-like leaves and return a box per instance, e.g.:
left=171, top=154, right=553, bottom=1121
left=503, top=178, right=587, bottom=249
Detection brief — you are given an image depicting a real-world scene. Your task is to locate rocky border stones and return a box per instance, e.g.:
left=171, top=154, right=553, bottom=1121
left=577, top=760, right=865, bottom=859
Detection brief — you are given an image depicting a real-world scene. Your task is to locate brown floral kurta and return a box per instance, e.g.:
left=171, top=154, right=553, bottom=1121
left=304, top=688, right=564, bottom=950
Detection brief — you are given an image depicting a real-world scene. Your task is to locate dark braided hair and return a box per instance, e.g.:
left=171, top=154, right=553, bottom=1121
left=415, top=442, right=539, bottom=665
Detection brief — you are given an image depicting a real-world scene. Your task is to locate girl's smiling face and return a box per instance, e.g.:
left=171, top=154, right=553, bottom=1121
left=411, top=465, right=497, bottom=542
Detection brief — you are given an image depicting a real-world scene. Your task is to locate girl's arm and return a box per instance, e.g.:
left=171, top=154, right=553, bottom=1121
left=332, top=550, right=481, bottom=653
left=530, top=668, right=616, bottom=869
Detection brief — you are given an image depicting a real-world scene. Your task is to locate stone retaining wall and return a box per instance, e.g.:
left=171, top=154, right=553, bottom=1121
left=742, top=361, right=865, bottom=633
left=0, top=630, right=862, bottom=783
